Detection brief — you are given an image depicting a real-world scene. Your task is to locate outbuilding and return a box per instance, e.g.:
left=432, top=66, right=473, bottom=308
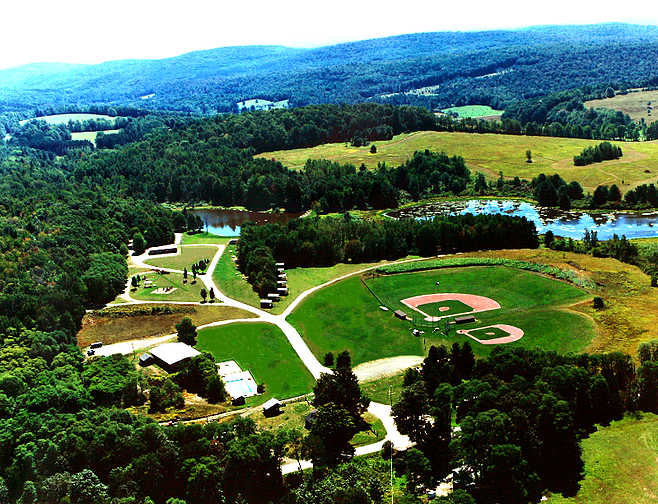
left=263, top=398, right=282, bottom=417
left=455, top=315, right=476, bottom=324
left=139, top=353, right=154, bottom=367
left=149, top=342, right=201, bottom=373
left=394, top=310, right=407, bottom=320
left=260, top=299, right=273, bottom=309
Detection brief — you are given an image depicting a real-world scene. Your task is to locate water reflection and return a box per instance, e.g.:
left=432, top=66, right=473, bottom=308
left=188, top=209, right=303, bottom=236
left=388, top=200, right=658, bottom=240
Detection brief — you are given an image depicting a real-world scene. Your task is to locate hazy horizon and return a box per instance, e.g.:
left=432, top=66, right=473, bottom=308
left=2, top=0, right=657, bottom=70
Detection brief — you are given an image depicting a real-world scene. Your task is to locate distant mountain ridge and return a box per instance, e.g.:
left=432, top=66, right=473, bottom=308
left=2, top=23, right=658, bottom=114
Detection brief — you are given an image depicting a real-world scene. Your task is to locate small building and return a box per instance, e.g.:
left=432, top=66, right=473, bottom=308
left=304, top=409, right=318, bottom=430
left=148, top=247, right=178, bottom=256
left=260, top=299, right=273, bottom=309
left=275, top=262, right=285, bottom=268
left=267, top=293, right=280, bottom=301
left=232, top=395, right=246, bottom=406
left=394, top=310, right=407, bottom=320
left=277, top=280, right=287, bottom=287
left=263, top=398, right=282, bottom=417
left=139, top=353, right=154, bottom=367
left=228, top=238, right=238, bottom=245
left=455, top=315, right=476, bottom=324
left=149, top=342, right=201, bottom=373
left=90, top=341, right=103, bottom=349
left=277, top=287, right=289, bottom=296
left=277, top=268, right=285, bottom=274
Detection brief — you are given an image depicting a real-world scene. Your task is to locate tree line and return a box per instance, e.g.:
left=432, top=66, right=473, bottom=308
left=237, top=213, right=539, bottom=296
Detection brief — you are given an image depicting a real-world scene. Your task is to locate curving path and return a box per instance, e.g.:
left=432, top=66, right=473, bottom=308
left=111, top=237, right=416, bottom=467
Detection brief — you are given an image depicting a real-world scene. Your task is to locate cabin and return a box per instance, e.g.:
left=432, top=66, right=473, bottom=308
left=260, top=299, right=273, bottom=309
left=277, top=287, right=289, bottom=296
left=267, top=293, right=280, bottom=301
left=275, top=262, right=285, bottom=268
left=228, top=238, right=238, bottom=245
left=263, top=398, right=282, bottom=417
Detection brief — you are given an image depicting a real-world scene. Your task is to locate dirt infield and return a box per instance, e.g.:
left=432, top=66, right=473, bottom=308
left=457, top=324, right=524, bottom=345
left=401, top=293, right=501, bottom=321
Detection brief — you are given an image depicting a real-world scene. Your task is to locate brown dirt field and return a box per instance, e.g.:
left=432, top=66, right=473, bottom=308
left=462, top=248, right=658, bottom=359
left=77, top=304, right=256, bottom=347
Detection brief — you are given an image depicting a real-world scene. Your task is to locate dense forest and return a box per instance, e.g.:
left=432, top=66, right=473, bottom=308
left=3, top=24, right=658, bottom=116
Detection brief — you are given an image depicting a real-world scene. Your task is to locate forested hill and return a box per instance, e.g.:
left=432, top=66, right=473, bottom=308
left=3, top=23, right=658, bottom=114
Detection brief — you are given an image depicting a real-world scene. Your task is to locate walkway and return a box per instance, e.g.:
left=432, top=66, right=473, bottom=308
left=114, top=237, right=414, bottom=469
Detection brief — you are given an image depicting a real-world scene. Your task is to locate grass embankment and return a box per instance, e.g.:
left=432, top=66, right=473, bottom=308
left=196, top=322, right=315, bottom=403
left=547, top=413, right=658, bottom=504
left=77, top=304, right=255, bottom=347
left=257, top=131, right=658, bottom=194
left=287, top=264, right=594, bottom=366
left=212, top=240, right=421, bottom=314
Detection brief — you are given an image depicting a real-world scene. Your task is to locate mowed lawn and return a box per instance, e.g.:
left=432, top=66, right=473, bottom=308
left=288, top=266, right=595, bottom=366
left=143, top=246, right=218, bottom=271
left=196, top=322, right=315, bottom=402
left=548, top=413, right=658, bottom=504
left=256, top=131, right=658, bottom=194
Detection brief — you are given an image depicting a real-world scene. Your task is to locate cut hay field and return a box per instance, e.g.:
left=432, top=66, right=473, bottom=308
left=287, top=265, right=595, bottom=367
left=77, top=304, right=255, bottom=347
left=257, top=131, right=658, bottom=194
left=19, top=113, right=120, bottom=125
left=547, top=413, right=658, bottom=504
left=585, top=89, right=658, bottom=125
left=441, top=105, right=503, bottom=118
left=196, top=322, right=315, bottom=403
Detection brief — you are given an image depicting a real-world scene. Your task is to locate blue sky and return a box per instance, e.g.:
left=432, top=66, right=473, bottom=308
left=2, top=0, right=657, bottom=69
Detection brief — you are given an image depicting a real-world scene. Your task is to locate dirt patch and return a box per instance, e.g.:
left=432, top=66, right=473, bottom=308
left=354, top=355, right=425, bottom=382
left=401, top=293, right=500, bottom=321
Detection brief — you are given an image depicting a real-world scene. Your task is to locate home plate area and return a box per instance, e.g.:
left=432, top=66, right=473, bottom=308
left=400, top=293, right=524, bottom=345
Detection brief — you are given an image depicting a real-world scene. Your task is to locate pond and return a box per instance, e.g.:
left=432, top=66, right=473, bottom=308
left=189, top=208, right=303, bottom=236
left=387, top=200, right=658, bottom=240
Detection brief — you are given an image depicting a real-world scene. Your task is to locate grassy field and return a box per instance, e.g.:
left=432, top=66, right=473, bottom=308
left=71, top=129, right=121, bottom=142
left=256, top=131, right=658, bottom=194
left=77, top=304, right=255, bottom=347
left=585, top=89, right=658, bottom=125
left=180, top=232, right=230, bottom=245
left=287, top=264, right=595, bottom=366
left=142, top=245, right=218, bottom=271
left=130, top=271, right=208, bottom=303
left=441, top=105, right=504, bottom=118
left=196, top=322, right=316, bottom=403
left=19, top=113, right=120, bottom=125
left=547, top=413, right=658, bottom=504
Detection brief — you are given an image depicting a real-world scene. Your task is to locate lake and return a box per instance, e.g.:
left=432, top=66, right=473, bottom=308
left=189, top=208, right=303, bottom=236
left=387, top=200, right=658, bottom=240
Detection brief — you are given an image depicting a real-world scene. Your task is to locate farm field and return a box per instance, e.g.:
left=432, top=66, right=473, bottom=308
left=441, top=105, right=503, bottom=118
left=585, top=89, right=658, bottom=125
left=196, top=322, right=315, bottom=403
left=287, top=265, right=595, bottom=367
left=19, top=113, right=120, bottom=125
left=547, top=413, right=658, bottom=504
left=257, top=131, right=658, bottom=194
left=76, top=304, right=255, bottom=347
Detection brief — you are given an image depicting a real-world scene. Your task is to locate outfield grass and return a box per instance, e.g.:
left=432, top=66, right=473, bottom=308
left=196, top=322, right=316, bottom=403
left=288, top=266, right=595, bottom=366
left=547, top=413, right=658, bottom=504
left=256, top=131, right=658, bottom=193
left=142, top=246, right=217, bottom=271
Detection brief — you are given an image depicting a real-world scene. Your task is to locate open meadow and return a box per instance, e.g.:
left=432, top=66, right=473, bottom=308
left=196, top=322, right=316, bottom=403
left=547, top=413, right=658, bottom=504
left=257, top=130, right=658, bottom=194
left=287, top=264, right=595, bottom=366
left=18, top=112, right=120, bottom=125
left=142, top=245, right=217, bottom=271
left=585, top=88, right=658, bottom=125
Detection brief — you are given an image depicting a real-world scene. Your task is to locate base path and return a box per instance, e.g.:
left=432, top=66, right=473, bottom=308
left=401, top=292, right=500, bottom=321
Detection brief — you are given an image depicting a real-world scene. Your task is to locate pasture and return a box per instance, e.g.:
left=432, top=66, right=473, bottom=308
left=286, top=265, right=595, bottom=367
left=441, top=105, right=503, bottom=118
left=196, top=322, right=315, bottom=402
left=19, top=113, right=119, bottom=126
left=585, top=88, right=658, bottom=125
left=256, top=131, right=658, bottom=194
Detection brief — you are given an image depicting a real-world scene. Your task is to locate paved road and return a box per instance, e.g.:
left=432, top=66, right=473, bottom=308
left=104, top=238, right=415, bottom=469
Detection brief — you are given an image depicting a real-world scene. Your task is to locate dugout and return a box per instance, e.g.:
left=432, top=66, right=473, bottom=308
left=455, top=315, right=476, bottom=324
left=394, top=310, right=407, bottom=320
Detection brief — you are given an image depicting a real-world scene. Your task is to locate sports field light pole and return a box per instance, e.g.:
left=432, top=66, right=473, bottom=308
left=389, top=383, right=394, bottom=504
